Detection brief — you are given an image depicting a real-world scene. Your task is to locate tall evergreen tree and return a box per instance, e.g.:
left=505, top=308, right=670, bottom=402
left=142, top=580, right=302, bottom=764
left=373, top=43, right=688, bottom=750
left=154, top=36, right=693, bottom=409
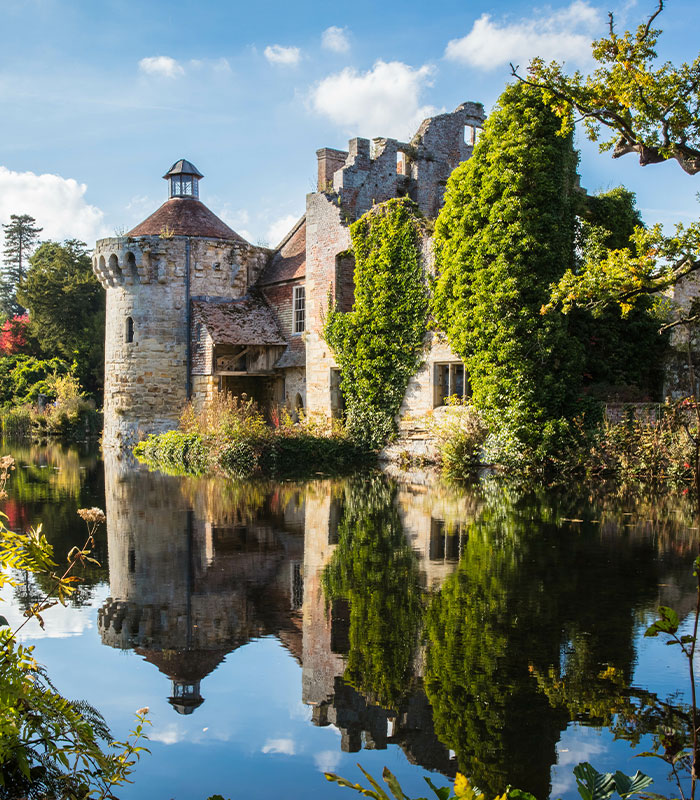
left=432, top=82, right=583, bottom=466
left=1, top=214, right=42, bottom=316
left=17, top=239, right=105, bottom=398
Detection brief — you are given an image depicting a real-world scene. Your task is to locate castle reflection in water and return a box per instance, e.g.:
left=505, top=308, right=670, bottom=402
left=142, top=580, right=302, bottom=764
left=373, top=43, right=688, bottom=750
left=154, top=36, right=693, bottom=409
left=96, top=454, right=696, bottom=798
left=98, top=457, right=479, bottom=769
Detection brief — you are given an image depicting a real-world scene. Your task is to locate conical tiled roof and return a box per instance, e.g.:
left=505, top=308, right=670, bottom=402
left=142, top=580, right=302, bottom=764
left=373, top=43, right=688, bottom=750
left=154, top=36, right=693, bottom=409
left=127, top=197, right=247, bottom=241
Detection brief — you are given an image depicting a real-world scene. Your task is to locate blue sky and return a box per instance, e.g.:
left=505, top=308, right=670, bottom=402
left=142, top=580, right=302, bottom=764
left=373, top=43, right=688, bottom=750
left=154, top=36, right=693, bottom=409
left=0, top=0, right=698, bottom=247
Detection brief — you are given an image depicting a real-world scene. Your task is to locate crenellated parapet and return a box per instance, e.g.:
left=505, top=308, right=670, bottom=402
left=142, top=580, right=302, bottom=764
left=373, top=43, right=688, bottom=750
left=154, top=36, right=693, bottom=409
left=93, top=235, right=269, bottom=295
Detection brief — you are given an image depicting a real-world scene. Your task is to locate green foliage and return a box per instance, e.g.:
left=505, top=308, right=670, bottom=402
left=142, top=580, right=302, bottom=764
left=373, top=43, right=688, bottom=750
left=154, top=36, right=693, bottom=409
left=325, top=198, right=429, bottom=449
left=134, top=430, right=210, bottom=476
left=0, top=354, right=70, bottom=406
left=526, top=5, right=700, bottom=175
left=428, top=405, right=488, bottom=480
left=572, top=188, right=668, bottom=401
left=0, top=465, right=149, bottom=797
left=432, top=82, right=583, bottom=468
left=18, top=239, right=105, bottom=398
left=325, top=764, right=650, bottom=800
left=1, top=214, right=42, bottom=317
left=573, top=763, right=652, bottom=800
left=526, top=6, right=700, bottom=312
left=134, top=395, right=370, bottom=479
left=574, top=402, right=696, bottom=484
left=321, top=477, right=423, bottom=708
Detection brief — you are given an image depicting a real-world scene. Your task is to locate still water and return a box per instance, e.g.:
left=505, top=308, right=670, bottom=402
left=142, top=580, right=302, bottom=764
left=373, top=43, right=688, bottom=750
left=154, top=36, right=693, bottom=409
left=2, top=441, right=698, bottom=800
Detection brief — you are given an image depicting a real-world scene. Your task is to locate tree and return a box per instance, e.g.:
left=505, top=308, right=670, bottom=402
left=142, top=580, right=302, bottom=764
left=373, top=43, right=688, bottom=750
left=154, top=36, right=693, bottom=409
left=571, top=187, right=668, bottom=400
left=1, top=214, right=42, bottom=316
left=515, top=2, right=700, bottom=312
left=17, top=239, right=105, bottom=398
left=432, top=82, right=584, bottom=466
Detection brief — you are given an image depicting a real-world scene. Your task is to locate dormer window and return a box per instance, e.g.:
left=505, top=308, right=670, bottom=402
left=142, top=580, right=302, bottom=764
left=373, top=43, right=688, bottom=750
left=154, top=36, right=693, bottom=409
left=163, top=159, right=203, bottom=199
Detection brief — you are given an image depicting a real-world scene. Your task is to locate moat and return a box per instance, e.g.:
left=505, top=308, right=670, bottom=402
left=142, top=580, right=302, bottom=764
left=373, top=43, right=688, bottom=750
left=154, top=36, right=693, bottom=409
left=3, top=440, right=698, bottom=800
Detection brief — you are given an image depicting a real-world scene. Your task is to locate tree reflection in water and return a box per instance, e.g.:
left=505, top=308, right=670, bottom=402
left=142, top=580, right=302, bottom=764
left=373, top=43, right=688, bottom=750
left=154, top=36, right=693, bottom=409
left=3, top=439, right=698, bottom=798
left=322, top=477, right=693, bottom=798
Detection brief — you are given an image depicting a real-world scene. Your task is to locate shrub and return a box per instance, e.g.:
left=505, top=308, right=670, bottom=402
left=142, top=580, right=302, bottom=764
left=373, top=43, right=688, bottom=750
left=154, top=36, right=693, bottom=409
left=0, top=406, right=32, bottom=438
left=429, top=404, right=488, bottom=480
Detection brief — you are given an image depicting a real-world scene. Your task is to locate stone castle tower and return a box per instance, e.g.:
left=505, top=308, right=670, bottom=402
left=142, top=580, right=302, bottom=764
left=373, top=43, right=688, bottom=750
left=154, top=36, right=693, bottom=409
left=93, top=160, right=268, bottom=449
left=94, top=102, right=487, bottom=451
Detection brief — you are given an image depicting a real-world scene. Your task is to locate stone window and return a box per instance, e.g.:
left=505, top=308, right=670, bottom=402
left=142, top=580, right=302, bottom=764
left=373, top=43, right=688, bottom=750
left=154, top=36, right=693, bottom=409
left=433, top=362, right=469, bottom=406
left=290, top=561, right=304, bottom=610
left=125, top=316, right=134, bottom=344
left=396, top=151, right=407, bottom=175
left=464, top=125, right=481, bottom=146
left=330, top=368, right=345, bottom=417
left=293, top=285, right=305, bottom=334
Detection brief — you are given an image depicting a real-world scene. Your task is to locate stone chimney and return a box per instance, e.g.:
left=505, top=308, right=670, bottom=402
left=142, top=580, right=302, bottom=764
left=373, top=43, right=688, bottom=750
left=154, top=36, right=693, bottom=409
left=316, top=148, right=348, bottom=192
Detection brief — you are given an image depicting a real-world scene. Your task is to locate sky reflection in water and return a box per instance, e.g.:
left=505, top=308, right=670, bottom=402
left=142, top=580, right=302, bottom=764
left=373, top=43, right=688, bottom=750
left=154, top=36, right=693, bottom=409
left=3, top=440, right=699, bottom=800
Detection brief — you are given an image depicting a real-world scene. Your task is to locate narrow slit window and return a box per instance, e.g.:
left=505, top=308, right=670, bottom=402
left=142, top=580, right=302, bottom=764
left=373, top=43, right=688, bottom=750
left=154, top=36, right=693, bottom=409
left=125, top=316, right=134, bottom=343
left=293, top=285, right=305, bottom=334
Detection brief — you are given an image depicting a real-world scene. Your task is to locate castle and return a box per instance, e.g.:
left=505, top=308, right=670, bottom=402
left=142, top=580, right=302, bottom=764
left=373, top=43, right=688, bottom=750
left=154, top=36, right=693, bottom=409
left=93, top=102, right=486, bottom=449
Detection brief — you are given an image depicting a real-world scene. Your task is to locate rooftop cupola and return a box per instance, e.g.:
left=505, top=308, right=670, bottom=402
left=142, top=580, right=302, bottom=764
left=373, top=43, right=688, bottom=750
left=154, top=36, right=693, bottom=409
left=164, top=159, right=203, bottom=199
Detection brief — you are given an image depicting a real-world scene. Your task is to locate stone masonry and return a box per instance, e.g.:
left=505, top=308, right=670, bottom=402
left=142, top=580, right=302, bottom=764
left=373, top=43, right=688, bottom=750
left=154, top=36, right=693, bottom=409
left=95, top=103, right=485, bottom=450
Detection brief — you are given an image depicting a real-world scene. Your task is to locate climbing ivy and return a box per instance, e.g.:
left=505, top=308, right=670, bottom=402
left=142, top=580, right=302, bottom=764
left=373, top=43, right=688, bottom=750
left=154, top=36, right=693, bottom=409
left=321, top=476, right=423, bottom=708
left=431, top=82, right=584, bottom=467
left=324, top=198, right=428, bottom=449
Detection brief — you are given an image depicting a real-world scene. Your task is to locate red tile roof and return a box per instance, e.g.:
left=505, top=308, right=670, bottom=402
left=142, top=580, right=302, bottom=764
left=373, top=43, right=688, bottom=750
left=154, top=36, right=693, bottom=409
left=258, top=216, right=305, bottom=285
left=192, top=297, right=286, bottom=346
left=128, top=197, right=246, bottom=241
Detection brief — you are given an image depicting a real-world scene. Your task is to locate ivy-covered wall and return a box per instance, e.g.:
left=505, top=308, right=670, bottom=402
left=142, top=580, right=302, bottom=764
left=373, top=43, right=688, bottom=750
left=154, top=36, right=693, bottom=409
left=324, top=198, right=429, bottom=449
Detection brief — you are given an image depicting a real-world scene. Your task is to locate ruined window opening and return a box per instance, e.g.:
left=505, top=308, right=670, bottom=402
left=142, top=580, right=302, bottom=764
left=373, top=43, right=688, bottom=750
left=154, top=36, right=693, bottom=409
left=335, top=252, right=355, bottom=312
left=430, top=518, right=466, bottom=561
left=464, top=125, right=478, bottom=146
left=125, top=316, right=134, bottom=344
left=195, top=322, right=203, bottom=341
left=293, top=285, right=305, bottom=334
left=291, top=561, right=304, bottom=610
left=128, top=547, right=136, bottom=573
left=396, top=151, right=407, bottom=175
left=433, top=362, right=469, bottom=407
left=330, top=369, right=345, bottom=418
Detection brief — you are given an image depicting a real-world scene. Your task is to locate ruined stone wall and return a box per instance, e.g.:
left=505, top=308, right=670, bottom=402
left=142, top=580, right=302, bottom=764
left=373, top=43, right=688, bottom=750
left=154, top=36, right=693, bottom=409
left=283, top=367, right=306, bottom=411
left=305, top=102, right=484, bottom=420
left=666, top=274, right=700, bottom=397
left=305, top=193, right=351, bottom=415
left=94, top=235, right=268, bottom=448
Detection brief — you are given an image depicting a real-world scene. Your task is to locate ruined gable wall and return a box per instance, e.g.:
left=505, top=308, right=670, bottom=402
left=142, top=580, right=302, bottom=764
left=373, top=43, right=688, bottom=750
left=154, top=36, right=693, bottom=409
left=304, top=193, right=351, bottom=416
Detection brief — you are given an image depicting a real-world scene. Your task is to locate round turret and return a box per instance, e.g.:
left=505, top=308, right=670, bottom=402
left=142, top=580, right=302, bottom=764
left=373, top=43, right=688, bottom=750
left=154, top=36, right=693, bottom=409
left=93, top=160, right=269, bottom=449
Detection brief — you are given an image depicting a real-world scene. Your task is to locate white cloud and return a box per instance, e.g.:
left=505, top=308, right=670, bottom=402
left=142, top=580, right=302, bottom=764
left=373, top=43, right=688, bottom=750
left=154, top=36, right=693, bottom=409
left=264, top=45, right=302, bottom=66
left=0, top=166, right=109, bottom=244
left=262, top=738, right=296, bottom=755
left=322, top=26, right=351, bottom=53
left=138, top=55, right=185, bottom=78
left=216, top=206, right=253, bottom=243
left=310, top=60, right=437, bottom=138
left=445, top=1, right=602, bottom=70
left=266, top=214, right=299, bottom=248
left=150, top=724, right=184, bottom=745
left=189, top=57, right=232, bottom=74
left=314, top=750, right=342, bottom=773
